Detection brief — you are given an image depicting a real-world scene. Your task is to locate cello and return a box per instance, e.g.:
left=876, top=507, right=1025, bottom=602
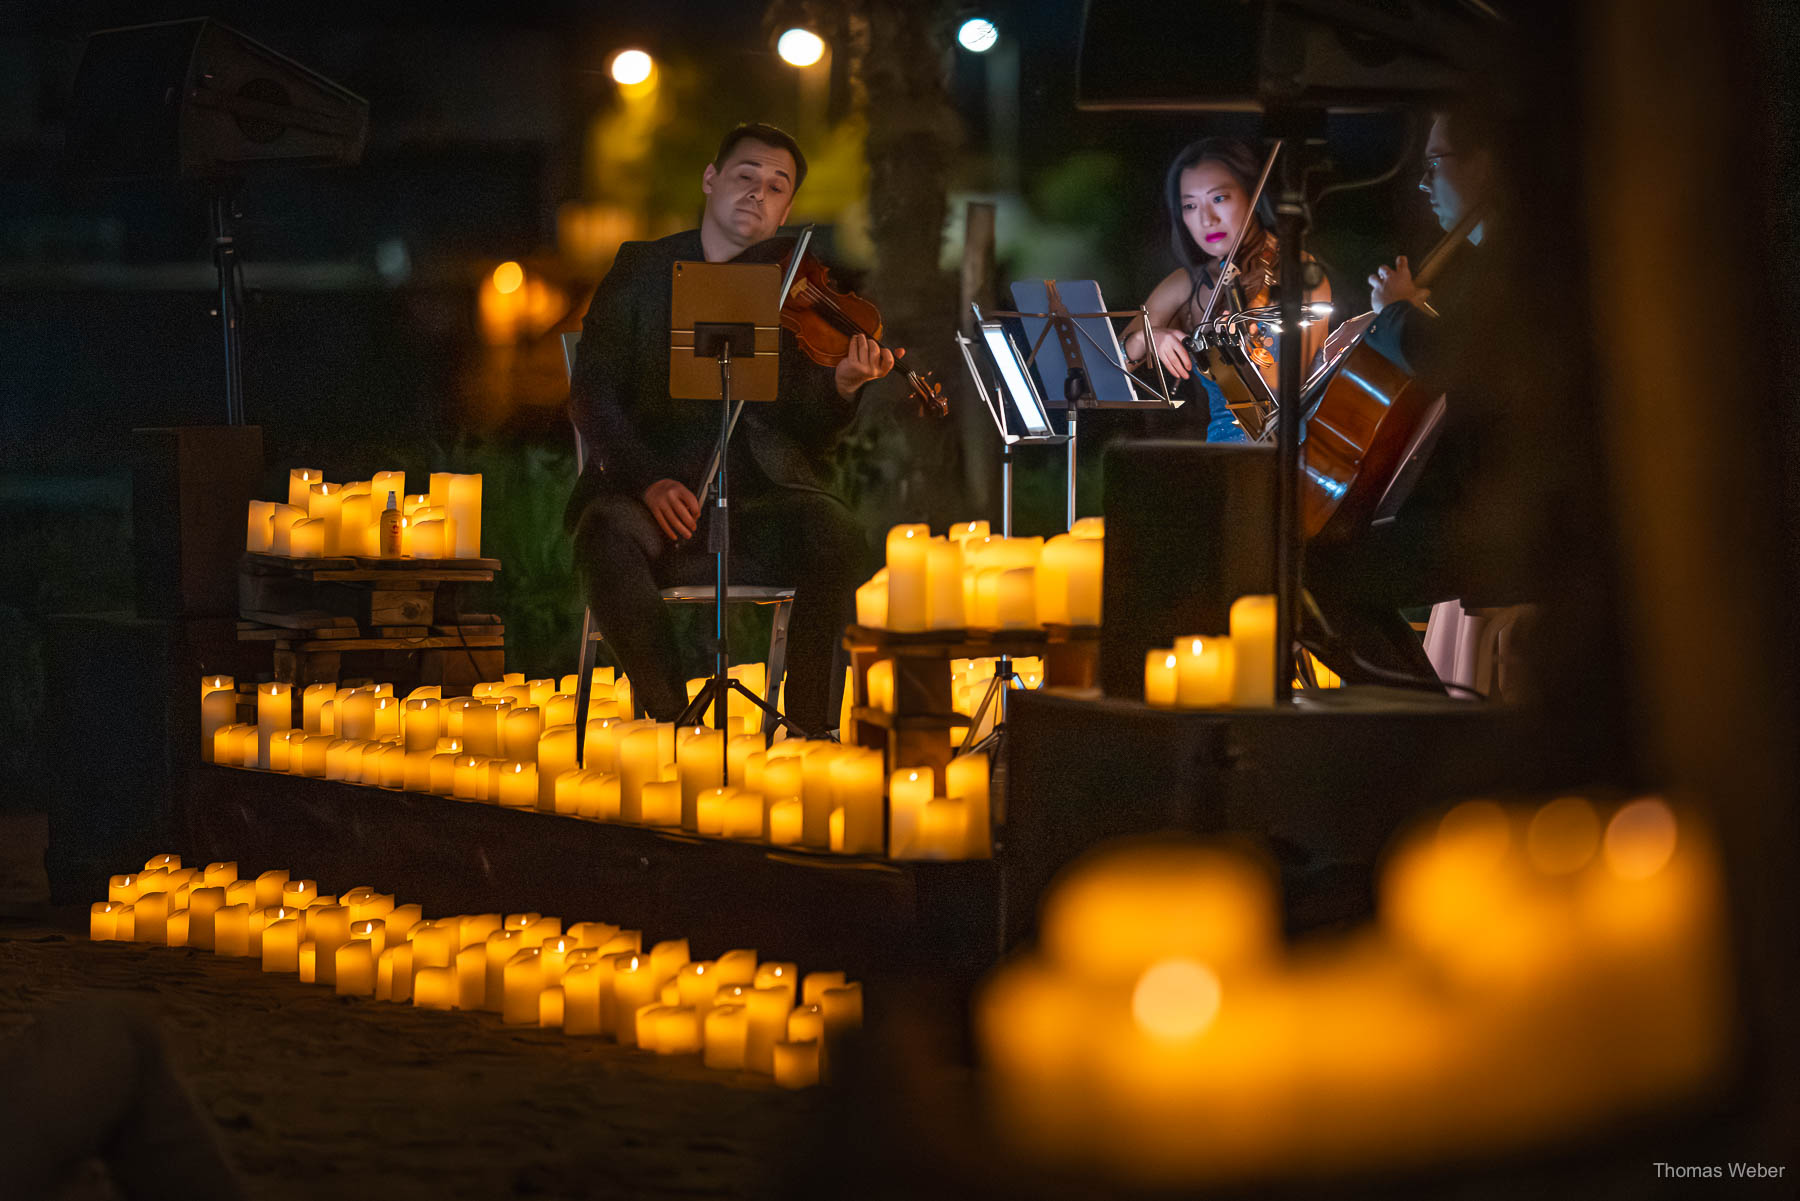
left=1294, top=203, right=1485, bottom=542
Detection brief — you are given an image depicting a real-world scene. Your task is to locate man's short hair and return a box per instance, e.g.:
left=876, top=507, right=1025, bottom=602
left=714, top=122, right=807, bottom=191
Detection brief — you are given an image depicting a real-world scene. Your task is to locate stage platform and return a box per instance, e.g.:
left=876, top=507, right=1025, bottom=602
left=180, top=765, right=997, bottom=986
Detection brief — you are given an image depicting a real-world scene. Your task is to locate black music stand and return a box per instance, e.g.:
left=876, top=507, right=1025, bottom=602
left=666, top=258, right=802, bottom=768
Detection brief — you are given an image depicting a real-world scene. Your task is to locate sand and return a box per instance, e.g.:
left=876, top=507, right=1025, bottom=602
left=0, top=916, right=820, bottom=1200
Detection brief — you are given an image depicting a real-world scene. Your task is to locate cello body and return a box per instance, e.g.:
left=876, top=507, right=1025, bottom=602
left=1299, top=338, right=1444, bottom=543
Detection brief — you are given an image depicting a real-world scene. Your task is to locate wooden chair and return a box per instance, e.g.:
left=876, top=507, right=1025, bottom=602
left=561, top=332, right=795, bottom=739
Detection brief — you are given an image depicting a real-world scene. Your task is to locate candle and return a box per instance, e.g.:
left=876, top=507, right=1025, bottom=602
left=947, top=752, right=992, bottom=858
left=578, top=771, right=622, bottom=820
left=108, top=874, right=139, bottom=905
left=413, top=966, right=457, bottom=1010
left=915, top=797, right=969, bottom=860
left=948, top=519, right=990, bottom=545
left=1229, top=595, right=1278, bottom=708
left=265, top=504, right=304, bottom=556
left=376, top=944, right=415, bottom=1002
left=455, top=945, right=487, bottom=1009
left=1144, top=649, right=1179, bottom=707
left=132, top=892, right=170, bottom=944
left=773, top=1039, right=821, bottom=1088
left=618, top=726, right=663, bottom=822
left=611, top=956, right=660, bottom=1046
left=927, top=537, right=966, bottom=629
left=482, top=930, right=525, bottom=1011
left=704, top=1004, right=749, bottom=1069
left=744, top=986, right=793, bottom=1074
left=726, top=732, right=764, bottom=787
left=185, top=886, right=226, bottom=949
left=335, top=939, right=376, bottom=996
left=695, top=787, right=735, bottom=835
left=164, top=909, right=190, bottom=948
left=654, top=1006, right=703, bottom=1055
left=452, top=754, right=490, bottom=800
left=500, top=705, right=542, bottom=760
left=640, top=778, right=681, bottom=827
left=502, top=947, right=544, bottom=1024
left=198, top=683, right=236, bottom=764
left=286, top=468, right=322, bottom=508
left=407, top=518, right=446, bottom=559
left=855, top=575, right=888, bottom=628
left=797, top=744, right=840, bottom=847
left=768, top=798, right=803, bottom=845
left=255, top=683, right=292, bottom=769
left=1176, top=635, right=1235, bottom=708
left=400, top=698, right=441, bottom=752
left=800, top=971, right=847, bottom=1007
left=305, top=482, right=345, bottom=554
left=496, top=761, right=537, bottom=808
left=677, top=728, right=724, bottom=829
left=339, top=493, right=374, bottom=557
left=537, top=726, right=577, bottom=810
left=723, top=791, right=767, bottom=839
left=884, top=525, right=930, bottom=631
left=561, top=962, right=605, bottom=1035
left=89, top=901, right=122, bottom=941
left=996, top=567, right=1037, bottom=628
left=307, top=905, right=351, bottom=986
left=261, top=915, right=302, bottom=972
left=830, top=750, right=885, bottom=854
left=246, top=499, right=275, bottom=552
left=444, top=473, right=483, bottom=558
left=889, top=767, right=934, bottom=857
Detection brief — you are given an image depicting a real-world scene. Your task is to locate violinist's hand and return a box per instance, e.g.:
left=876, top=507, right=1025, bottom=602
left=642, top=478, right=700, bottom=542
left=1149, top=328, right=1193, bottom=380
left=1369, top=255, right=1430, bottom=314
left=835, top=333, right=898, bottom=400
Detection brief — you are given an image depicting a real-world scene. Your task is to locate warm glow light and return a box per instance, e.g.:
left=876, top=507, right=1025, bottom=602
left=610, top=49, right=654, bottom=86
left=1131, top=958, right=1221, bottom=1041
left=777, top=28, right=825, bottom=67
left=491, top=261, right=524, bottom=295
left=957, top=18, right=999, bottom=53
left=1527, top=796, right=1601, bottom=875
left=1604, top=798, right=1679, bottom=880
left=1437, top=799, right=1511, bottom=866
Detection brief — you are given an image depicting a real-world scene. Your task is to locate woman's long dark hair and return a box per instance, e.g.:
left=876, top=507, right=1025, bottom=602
left=1164, top=137, right=1276, bottom=304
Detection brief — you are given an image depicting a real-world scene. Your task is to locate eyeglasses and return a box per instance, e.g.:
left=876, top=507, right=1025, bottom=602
left=1418, top=152, right=1459, bottom=190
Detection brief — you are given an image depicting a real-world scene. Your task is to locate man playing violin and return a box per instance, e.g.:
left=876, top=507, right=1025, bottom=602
left=565, top=122, right=897, bottom=733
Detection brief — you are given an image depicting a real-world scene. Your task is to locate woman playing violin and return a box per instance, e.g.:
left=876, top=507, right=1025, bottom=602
left=1120, top=136, right=1331, bottom=442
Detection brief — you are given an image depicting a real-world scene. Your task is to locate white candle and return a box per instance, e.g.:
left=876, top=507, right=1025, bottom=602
left=246, top=500, right=275, bottom=552
left=799, top=744, right=840, bottom=848
left=288, top=517, right=326, bottom=559
left=855, top=575, right=888, bottom=628
left=722, top=791, right=767, bottom=839
left=306, top=482, right=344, bottom=555
left=1176, top=635, right=1236, bottom=708
left=926, top=537, right=966, bottom=629
left=376, top=943, right=415, bottom=1002
left=412, top=966, right=457, bottom=1010
left=744, top=985, right=793, bottom=1074
left=768, top=798, right=804, bottom=845
left=1145, top=649, right=1179, bottom=707
left=947, top=752, right=992, bottom=858
left=677, top=728, right=724, bottom=829
left=1229, top=595, right=1278, bottom=707
left=618, top=726, right=662, bottom=822
left=496, top=761, right=537, bottom=807
left=339, top=493, right=374, bottom=558
left=199, top=683, right=236, bottom=763
left=996, top=567, right=1037, bottom=629
left=704, top=1003, right=749, bottom=1069
left=502, top=705, right=543, bottom=760
left=287, top=469, right=322, bottom=508
left=335, top=939, right=377, bottom=996
left=445, top=474, right=483, bottom=558
left=502, top=947, right=544, bottom=1024
left=773, top=1038, right=821, bottom=1088
left=255, top=682, right=292, bottom=769
left=889, top=767, right=934, bottom=857
left=884, top=525, right=930, bottom=631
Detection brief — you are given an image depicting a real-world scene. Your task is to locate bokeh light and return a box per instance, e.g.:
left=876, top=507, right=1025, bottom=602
left=1526, top=796, right=1601, bottom=875
left=609, top=49, right=653, bottom=86
left=957, top=18, right=999, bottom=53
left=491, top=261, right=524, bottom=295
left=777, top=29, right=826, bottom=67
left=1132, top=958, right=1222, bottom=1041
left=1603, top=797, right=1679, bottom=880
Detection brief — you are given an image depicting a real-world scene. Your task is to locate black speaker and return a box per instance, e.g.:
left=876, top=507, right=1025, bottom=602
left=65, top=18, right=368, bottom=179
left=1076, top=0, right=1485, bottom=112
left=1100, top=441, right=1278, bottom=699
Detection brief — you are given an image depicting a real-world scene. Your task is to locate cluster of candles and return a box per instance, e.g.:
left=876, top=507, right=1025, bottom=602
left=200, top=671, right=992, bottom=860
left=245, top=469, right=483, bottom=559
left=858, top=655, right=1044, bottom=746
left=1141, top=594, right=1279, bottom=708
left=976, top=795, right=1728, bottom=1183
left=90, top=857, right=863, bottom=1087
left=855, top=519, right=1104, bottom=632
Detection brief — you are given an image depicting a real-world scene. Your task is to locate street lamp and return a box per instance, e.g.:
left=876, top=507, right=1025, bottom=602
left=777, top=28, right=825, bottom=67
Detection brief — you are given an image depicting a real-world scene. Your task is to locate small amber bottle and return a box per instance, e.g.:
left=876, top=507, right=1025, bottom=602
left=379, top=491, right=404, bottom=557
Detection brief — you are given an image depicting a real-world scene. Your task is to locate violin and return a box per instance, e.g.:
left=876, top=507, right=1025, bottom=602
left=736, top=234, right=947, bottom=417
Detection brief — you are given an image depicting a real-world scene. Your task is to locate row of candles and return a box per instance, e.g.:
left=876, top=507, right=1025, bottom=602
left=855, top=519, right=1104, bottom=632
left=200, top=673, right=992, bottom=860
left=246, top=469, right=483, bottom=559
left=90, top=857, right=862, bottom=1087
left=975, top=794, right=1729, bottom=1182
left=1142, top=594, right=1279, bottom=708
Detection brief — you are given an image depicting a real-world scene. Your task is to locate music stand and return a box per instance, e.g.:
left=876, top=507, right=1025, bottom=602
left=990, top=281, right=1175, bottom=530
left=666, top=257, right=800, bottom=768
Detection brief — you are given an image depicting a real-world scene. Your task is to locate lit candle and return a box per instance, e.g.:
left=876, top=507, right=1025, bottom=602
left=501, top=705, right=542, bottom=760
left=578, top=771, right=622, bottom=820
left=339, top=493, right=374, bottom=558
left=640, top=779, right=681, bottom=827
left=830, top=750, right=885, bottom=854
left=267, top=503, right=305, bottom=555
left=402, top=698, right=441, bottom=751
left=927, top=537, right=966, bottom=629
left=561, top=962, right=605, bottom=1035
left=407, top=518, right=446, bottom=559
left=611, top=956, right=659, bottom=1047
left=704, top=1003, right=749, bottom=1069
left=502, top=947, right=544, bottom=1024
left=1176, top=635, right=1235, bottom=708
left=496, top=760, right=537, bottom=808
left=335, top=939, right=377, bottom=997
left=1145, top=649, right=1179, bottom=707
left=255, top=683, right=292, bottom=769
left=617, top=726, right=665, bottom=822
left=726, top=732, right=763, bottom=787
left=164, top=909, right=190, bottom=948
left=773, top=1039, right=821, bottom=1088
left=452, top=754, right=491, bottom=801
left=948, top=519, right=990, bottom=545
left=768, top=798, right=803, bottom=845
left=455, top=945, right=486, bottom=1009
left=695, top=787, right=735, bottom=835
left=885, top=525, right=931, bottom=631
left=915, top=797, right=969, bottom=860
left=677, top=728, right=725, bottom=829
left=246, top=500, right=275, bottom=552
left=947, top=752, right=992, bottom=858
left=801, top=971, right=847, bottom=1007
left=261, top=915, right=302, bottom=972
left=132, top=892, right=170, bottom=944
left=108, top=874, right=139, bottom=904
left=199, top=682, right=236, bottom=764
left=287, top=468, right=322, bottom=508
left=185, top=886, right=226, bottom=950
left=1229, top=595, right=1278, bottom=708
left=744, top=985, right=793, bottom=1074
left=855, top=575, right=889, bottom=628
left=482, top=929, right=524, bottom=1011
left=889, top=767, right=935, bottom=857
left=376, top=943, right=415, bottom=1002
left=654, top=1006, right=703, bottom=1055
left=445, top=473, right=483, bottom=558
left=798, top=744, right=841, bottom=848
left=536, top=726, right=577, bottom=810
left=306, top=905, right=351, bottom=986
left=412, top=966, right=457, bottom=1010
left=996, top=567, right=1038, bottom=628
left=89, top=901, right=122, bottom=941
left=722, top=791, right=767, bottom=839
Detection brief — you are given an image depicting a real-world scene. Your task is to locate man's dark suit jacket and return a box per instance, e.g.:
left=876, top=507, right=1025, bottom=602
left=564, top=229, right=861, bottom=531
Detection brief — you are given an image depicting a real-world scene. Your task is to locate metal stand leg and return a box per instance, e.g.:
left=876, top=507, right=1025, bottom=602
left=763, top=599, right=792, bottom=737
left=572, top=608, right=599, bottom=766
left=1065, top=406, right=1079, bottom=530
